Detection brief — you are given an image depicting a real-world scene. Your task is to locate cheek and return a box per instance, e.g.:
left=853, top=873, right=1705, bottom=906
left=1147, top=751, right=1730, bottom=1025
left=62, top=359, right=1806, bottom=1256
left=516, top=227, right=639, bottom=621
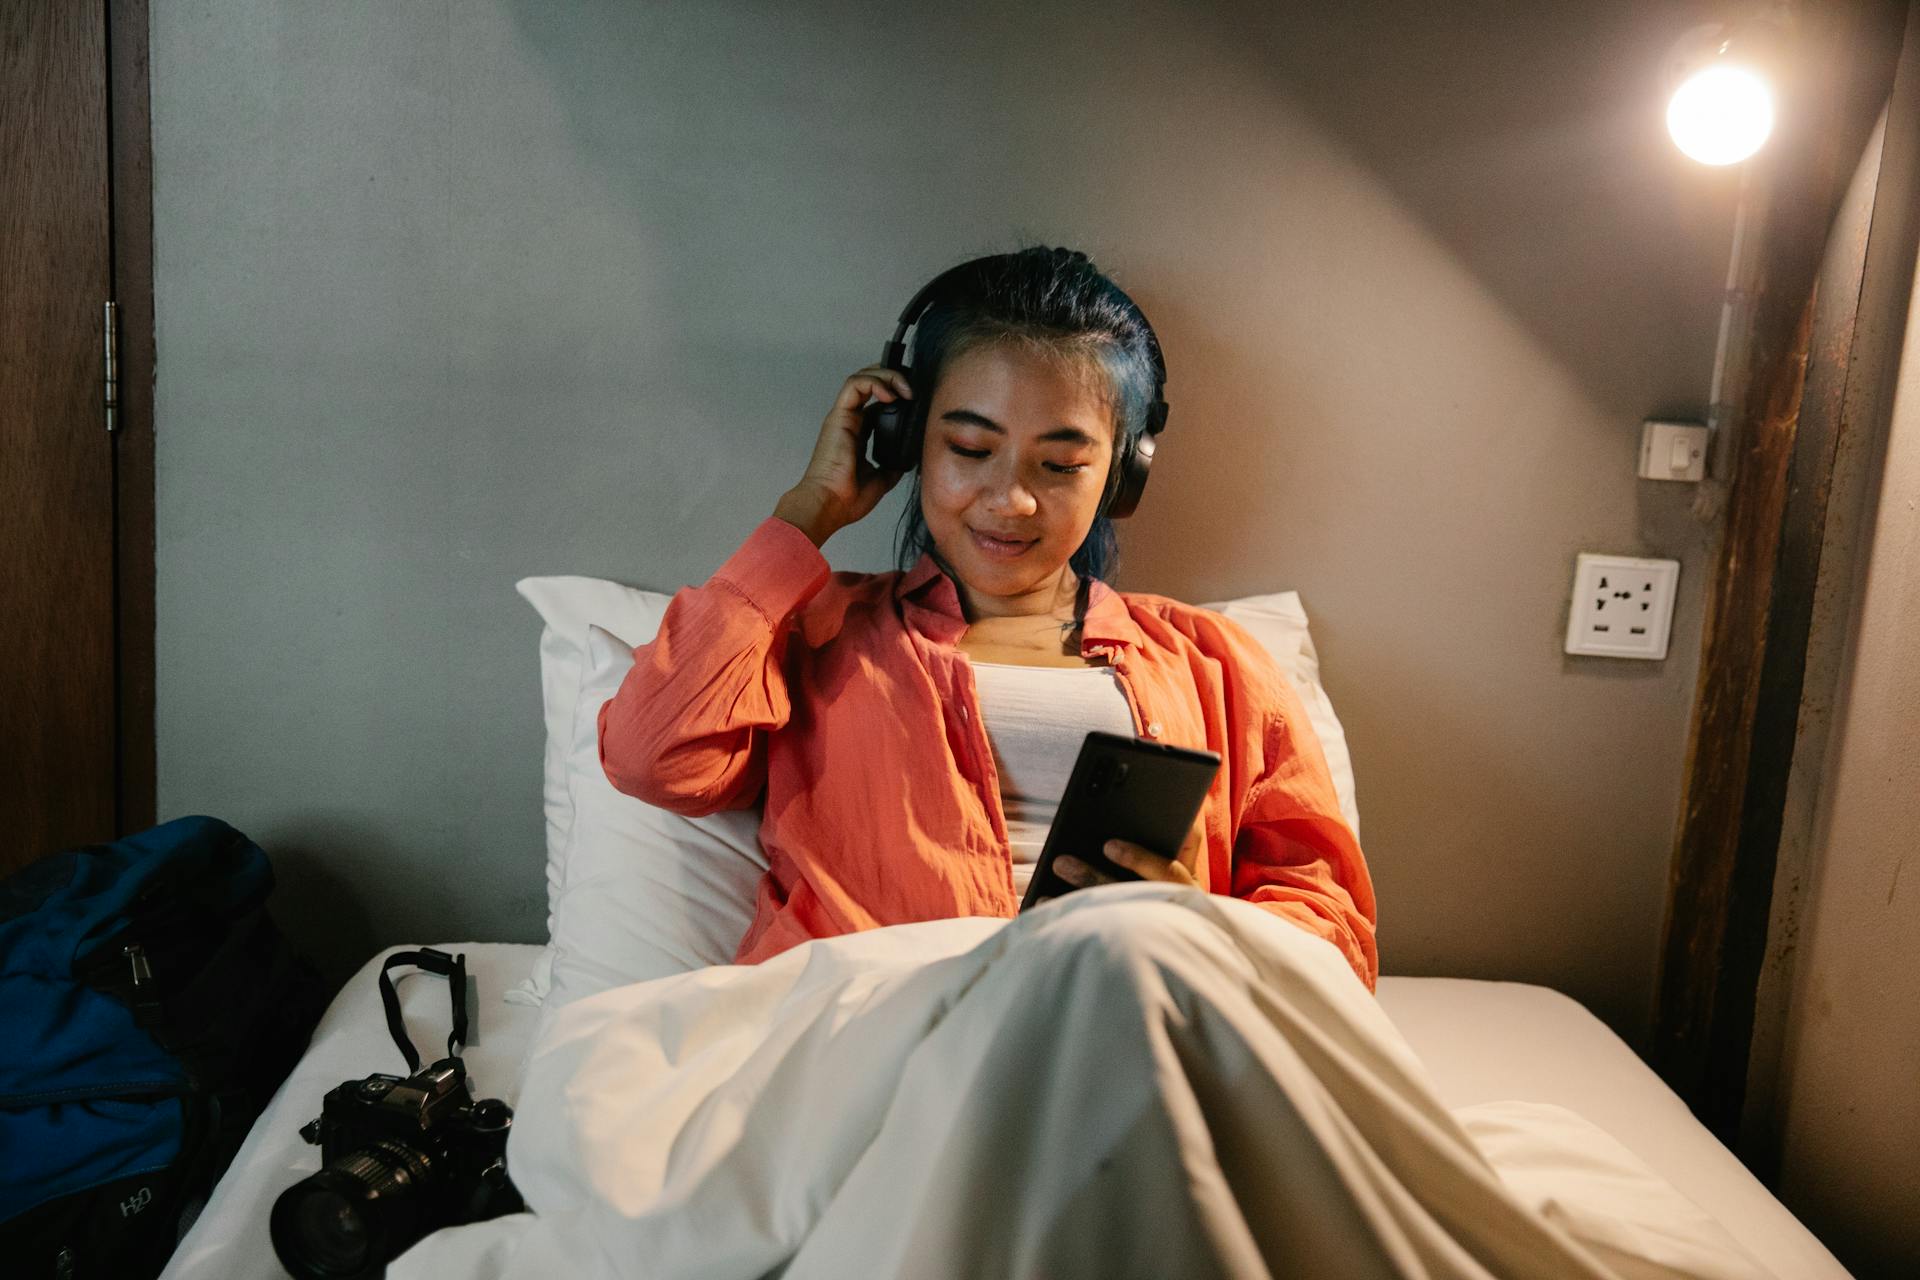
left=1050, top=489, right=1107, bottom=546
left=918, top=459, right=972, bottom=511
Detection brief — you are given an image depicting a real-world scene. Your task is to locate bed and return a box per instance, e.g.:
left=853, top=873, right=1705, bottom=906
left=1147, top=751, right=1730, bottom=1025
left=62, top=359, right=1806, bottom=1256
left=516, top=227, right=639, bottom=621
left=160, top=943, right=1847, bottom=1279
left=160, top=575, right=1850, bottom=1278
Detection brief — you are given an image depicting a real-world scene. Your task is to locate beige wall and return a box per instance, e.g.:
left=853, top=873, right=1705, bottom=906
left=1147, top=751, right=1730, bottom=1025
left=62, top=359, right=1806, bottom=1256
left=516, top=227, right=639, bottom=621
left=151, top=1, right=1733, bottom=1036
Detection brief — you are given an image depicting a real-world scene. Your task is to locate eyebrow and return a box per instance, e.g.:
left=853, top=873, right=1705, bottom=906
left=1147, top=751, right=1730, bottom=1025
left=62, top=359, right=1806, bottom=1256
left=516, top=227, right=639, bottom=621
left=938, top=408, right=1103, bottom=448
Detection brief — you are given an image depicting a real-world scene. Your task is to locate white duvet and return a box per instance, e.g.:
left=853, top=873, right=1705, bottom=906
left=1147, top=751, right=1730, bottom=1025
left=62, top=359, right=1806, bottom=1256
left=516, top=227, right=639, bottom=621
left=393, top=883, right=1772, bottom=1280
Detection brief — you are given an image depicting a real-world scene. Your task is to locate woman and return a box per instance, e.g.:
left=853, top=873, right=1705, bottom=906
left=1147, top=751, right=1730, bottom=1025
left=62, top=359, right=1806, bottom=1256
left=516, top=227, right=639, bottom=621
left=599, top=245, right=1376, bottom=991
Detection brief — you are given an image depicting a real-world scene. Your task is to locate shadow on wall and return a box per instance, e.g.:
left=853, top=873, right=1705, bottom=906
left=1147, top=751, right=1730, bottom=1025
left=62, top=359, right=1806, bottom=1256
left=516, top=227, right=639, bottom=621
left=264, top=817, right=434, bottom=986
left=490, top=0, right=1734, bottom=545
left=1197, top=0, right=1740, bottom=422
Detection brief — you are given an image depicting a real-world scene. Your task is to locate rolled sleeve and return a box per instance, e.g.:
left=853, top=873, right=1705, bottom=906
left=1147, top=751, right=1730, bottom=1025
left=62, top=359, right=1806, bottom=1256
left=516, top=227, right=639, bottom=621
left=711, top=517, right=834, bottom=630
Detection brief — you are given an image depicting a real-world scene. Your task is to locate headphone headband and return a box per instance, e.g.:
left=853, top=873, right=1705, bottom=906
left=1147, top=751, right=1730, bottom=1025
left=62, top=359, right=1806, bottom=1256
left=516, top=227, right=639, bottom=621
left=879, top=258, right=1169, bottom=429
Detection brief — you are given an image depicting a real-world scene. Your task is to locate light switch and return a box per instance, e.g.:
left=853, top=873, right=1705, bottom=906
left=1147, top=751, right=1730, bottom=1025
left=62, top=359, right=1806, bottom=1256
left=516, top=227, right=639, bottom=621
left=1639, top=420, right=1709, bottom=482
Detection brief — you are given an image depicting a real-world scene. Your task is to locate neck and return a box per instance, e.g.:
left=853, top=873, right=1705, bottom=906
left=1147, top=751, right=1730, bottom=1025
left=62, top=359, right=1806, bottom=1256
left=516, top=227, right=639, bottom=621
left=939, top=556, right=1080, bottom=625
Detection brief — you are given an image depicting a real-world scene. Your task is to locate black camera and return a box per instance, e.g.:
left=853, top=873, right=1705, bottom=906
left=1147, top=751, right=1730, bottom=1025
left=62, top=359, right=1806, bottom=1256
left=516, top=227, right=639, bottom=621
left=270, top=950, right=524, bottom=1279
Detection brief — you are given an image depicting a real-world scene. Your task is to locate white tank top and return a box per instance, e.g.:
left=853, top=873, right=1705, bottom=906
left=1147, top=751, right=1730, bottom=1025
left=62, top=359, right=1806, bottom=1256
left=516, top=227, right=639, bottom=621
left=967, top=660, right=1137, bottom=899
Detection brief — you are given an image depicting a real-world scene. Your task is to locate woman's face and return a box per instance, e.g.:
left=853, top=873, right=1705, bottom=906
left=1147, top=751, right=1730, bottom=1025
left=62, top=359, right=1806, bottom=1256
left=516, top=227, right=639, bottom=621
left=917, top=342, right=1116, bottom=619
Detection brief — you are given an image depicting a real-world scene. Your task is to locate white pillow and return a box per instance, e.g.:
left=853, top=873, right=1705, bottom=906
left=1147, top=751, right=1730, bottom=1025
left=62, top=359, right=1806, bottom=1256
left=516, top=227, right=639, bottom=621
left=512, top=574, right=1360, bottom=1006
left=1199, top=591, right=1361, bottom=838
left=544, top=625, right=768, bottom=1009
left=508, top=577, right=673, bottom=1005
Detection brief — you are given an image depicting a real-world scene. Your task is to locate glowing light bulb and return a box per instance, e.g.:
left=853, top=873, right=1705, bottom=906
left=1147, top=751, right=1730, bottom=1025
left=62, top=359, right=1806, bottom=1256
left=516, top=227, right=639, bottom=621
left=1667, top=64, right=1775, bottom=165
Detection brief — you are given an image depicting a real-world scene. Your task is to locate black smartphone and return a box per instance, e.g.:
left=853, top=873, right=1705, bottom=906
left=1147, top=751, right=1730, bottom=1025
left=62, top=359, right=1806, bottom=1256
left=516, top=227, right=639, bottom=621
left=1019, top=731, right=1222, bottom=912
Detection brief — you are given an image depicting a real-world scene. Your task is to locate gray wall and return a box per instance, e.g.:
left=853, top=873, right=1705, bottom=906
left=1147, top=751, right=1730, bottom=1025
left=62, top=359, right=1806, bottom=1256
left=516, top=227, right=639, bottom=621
left=151, top=0, right=1734, bottom=1038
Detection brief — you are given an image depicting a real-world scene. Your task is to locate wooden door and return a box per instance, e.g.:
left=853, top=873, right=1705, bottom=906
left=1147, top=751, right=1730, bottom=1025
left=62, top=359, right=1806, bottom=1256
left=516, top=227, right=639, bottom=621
left=1, top=2, right=118, bottom=873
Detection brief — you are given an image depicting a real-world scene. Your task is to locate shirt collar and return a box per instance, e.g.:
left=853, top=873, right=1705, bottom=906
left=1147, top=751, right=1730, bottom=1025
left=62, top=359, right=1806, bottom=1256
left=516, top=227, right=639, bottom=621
left=895, top=551, right=1146, bottom=655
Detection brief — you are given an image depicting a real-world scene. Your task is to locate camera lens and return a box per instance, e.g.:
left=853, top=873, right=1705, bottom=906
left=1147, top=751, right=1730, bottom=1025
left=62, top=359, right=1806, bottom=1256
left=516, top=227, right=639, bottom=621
left=289, top=1190, right=370, bottom=1273
left=271, top=1141, right=432, bottom=1280
left=1086, top=757, right=1130, bottom=795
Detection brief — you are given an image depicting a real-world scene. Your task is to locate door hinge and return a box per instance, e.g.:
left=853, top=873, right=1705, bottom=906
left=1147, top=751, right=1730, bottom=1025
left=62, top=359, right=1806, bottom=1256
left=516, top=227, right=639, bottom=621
left=104, top=300, right=119, bottom=433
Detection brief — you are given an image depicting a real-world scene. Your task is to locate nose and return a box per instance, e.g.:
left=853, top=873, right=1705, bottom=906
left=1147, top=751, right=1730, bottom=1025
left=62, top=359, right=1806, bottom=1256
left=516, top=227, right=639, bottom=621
left=985, top=467, right=1038, bottom=517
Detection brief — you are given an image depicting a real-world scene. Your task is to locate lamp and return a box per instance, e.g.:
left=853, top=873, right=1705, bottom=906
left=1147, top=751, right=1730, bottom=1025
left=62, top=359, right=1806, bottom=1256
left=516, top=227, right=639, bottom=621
left=1664, top=22, right=1780, bottom=165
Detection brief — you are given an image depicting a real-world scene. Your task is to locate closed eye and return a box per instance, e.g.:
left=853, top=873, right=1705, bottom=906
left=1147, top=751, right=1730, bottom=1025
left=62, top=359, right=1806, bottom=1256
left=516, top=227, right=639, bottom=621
left=947, top=445, right=1087, bottom=474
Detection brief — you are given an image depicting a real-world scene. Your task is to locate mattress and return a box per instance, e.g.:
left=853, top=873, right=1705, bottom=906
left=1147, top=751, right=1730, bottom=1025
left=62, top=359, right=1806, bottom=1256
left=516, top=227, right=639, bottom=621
left=161, top=944, right=1849, bottom=1280
left=1373, top=979, right=1847, bottom=1278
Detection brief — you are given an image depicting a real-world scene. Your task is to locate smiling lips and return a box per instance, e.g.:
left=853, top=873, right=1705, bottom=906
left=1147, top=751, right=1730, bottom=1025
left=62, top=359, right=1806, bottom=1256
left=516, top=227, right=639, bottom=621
left=969, top=528, right=1036, bottom=559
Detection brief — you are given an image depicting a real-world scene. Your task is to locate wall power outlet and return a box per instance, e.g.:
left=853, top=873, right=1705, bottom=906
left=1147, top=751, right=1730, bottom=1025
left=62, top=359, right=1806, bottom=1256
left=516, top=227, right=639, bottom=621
left=1564, top=553, right=1680, bottom=660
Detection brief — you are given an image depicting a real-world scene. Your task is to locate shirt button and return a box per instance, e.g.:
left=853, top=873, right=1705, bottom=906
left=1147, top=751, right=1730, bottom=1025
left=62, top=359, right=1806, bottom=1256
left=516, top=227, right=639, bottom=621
left=1146, top=721, right=1162, bottom=737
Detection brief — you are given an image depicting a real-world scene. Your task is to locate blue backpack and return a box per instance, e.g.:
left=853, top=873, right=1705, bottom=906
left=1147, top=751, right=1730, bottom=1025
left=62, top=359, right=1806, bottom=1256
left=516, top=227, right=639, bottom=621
left=0, top=816, right=327, bottom=1279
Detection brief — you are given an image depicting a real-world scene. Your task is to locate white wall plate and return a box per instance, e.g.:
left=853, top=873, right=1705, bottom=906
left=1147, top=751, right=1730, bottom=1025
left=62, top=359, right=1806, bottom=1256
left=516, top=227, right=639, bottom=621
left=1565, top=553, right=1680, bottom=659
left=1639, top=420, right=1709, bottom=482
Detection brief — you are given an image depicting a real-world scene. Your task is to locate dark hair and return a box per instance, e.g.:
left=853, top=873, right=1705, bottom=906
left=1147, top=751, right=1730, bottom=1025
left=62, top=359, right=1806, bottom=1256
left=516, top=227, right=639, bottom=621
left=890, top=245, right=1162, bottom=585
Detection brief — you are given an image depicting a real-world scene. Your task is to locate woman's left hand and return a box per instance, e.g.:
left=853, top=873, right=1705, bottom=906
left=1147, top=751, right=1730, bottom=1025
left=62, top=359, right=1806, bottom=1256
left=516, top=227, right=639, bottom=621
left=1054, top=819, right=1203, bottom=889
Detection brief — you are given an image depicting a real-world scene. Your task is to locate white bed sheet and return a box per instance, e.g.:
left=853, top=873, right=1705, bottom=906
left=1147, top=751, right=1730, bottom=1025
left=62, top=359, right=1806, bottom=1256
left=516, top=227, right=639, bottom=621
left=163, top=944, right=1849, bottom=1280
left=1374, top=979, right=1848, bottom=1280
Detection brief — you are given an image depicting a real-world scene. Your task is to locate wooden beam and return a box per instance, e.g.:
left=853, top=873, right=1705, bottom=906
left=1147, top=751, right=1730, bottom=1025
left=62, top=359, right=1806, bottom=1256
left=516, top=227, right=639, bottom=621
left=1651, top=0, right=1911, bottom=1142
left=108, top=0, right=156, bottom=835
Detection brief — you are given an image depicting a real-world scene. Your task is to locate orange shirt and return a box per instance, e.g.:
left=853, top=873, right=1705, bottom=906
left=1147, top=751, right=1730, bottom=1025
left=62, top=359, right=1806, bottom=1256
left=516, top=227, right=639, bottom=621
left=599, top=516, right=1379, bottom=990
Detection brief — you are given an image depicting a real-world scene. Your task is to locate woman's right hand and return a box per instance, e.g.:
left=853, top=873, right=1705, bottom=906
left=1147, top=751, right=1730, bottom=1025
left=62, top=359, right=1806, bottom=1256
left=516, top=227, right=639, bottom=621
left=772, top=365, right=914, bottom=547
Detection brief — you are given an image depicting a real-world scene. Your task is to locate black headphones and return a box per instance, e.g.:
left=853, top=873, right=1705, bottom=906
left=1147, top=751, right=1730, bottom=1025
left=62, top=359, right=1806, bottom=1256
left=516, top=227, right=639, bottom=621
left=860, top=255, right=1171, bottom=520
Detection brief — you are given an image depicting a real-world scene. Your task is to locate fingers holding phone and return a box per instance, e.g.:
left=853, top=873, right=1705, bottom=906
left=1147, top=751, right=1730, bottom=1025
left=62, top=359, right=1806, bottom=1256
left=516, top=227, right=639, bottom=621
left=1055, top=819, right=1204, bottom=890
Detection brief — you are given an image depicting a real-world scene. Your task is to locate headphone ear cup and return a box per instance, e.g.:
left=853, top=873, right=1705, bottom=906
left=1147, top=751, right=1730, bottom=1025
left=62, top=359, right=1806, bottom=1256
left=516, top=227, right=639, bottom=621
left=1104, top=426, right=1154, bottom=520
left=863, top=380, right=919, bottom=472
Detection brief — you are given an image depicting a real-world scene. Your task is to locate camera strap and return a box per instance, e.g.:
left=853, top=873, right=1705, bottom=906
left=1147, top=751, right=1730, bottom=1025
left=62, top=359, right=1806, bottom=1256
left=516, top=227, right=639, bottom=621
left=377, top=947, right=469, bottom=1072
